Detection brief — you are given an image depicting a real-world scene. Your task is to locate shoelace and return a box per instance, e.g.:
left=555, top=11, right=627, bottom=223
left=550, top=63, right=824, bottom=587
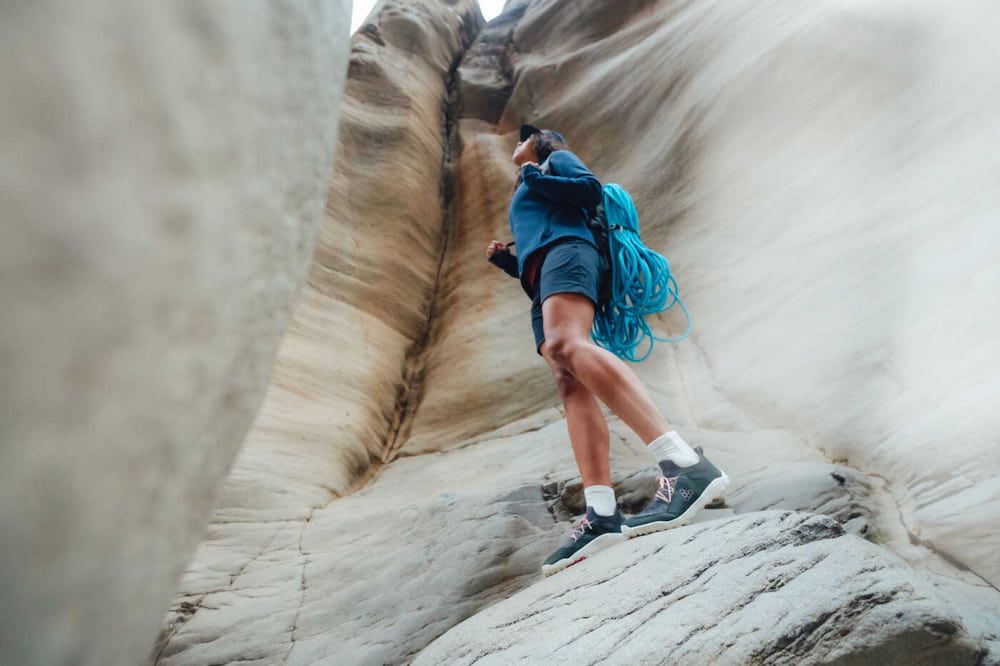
left=569, top=516, right=594, bottom=541
left=654, top=475, right=679, bottom=504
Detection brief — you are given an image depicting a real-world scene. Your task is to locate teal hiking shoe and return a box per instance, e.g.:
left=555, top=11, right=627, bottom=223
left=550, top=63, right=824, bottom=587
left=541, top=506, right=626, bottom=576
left=621, top=453, right=730, bottom=538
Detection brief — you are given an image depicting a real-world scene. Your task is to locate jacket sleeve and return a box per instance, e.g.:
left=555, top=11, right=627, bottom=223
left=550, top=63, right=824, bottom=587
left=521, top=150, right=603, bottom=208
left=488, top=248, right=519, bottom=278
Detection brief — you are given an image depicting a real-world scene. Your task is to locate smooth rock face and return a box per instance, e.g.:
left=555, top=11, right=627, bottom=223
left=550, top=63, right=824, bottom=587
left=158, top=0, right=1000, bottom=664
left=487, top=0, right=1000, bottom=588
left=0, top=2, right=351, bottom=665
left=726, top=462, right=879, bottom=539
left=156, top=0, right=486, bottom=662
left=415, top=512, right=985, bottom=666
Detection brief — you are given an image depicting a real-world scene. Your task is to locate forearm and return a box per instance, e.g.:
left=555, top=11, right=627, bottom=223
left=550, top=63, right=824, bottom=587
left=521, top=162, right=602, bottom=207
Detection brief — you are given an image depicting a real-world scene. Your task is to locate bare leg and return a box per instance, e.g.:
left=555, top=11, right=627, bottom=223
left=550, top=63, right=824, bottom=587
left=542, top=292, right=672, bottom=444
left=539, top=341, right=611, bottom=487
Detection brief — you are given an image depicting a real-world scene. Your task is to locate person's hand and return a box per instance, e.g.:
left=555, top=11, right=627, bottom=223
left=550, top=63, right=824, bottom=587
left=520, top=160, right=540, bottom=171
left=486, top=240, right=506, bottom=259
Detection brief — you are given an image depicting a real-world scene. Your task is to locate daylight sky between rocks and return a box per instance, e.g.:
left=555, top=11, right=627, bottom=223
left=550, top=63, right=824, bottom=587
left=351, top=0, right=506, bottom=33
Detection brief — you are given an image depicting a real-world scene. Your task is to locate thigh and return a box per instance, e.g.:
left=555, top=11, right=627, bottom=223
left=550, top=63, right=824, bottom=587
left=532, top=240, right=602, bottom=356
left=541, top=291, right=595, bottom=344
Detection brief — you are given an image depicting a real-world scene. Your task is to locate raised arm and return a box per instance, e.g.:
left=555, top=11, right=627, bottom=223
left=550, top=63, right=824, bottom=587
left=520, top=150, right=602, bottom=207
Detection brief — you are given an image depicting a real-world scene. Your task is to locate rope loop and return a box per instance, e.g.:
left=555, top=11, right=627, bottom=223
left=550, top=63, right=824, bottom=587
left=590, top=184, right=692, bottom=362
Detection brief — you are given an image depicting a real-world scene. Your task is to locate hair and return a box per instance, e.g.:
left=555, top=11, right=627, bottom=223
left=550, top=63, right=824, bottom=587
left=511, top=131, right=570, bottom=195
left=533, top=131, right=568, bottom=163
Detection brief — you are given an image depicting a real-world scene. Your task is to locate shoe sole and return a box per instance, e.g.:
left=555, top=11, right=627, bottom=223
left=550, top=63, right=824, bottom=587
left=621, top=472, right=730, bottom=539
left=541, top=531, right=627, bottom=577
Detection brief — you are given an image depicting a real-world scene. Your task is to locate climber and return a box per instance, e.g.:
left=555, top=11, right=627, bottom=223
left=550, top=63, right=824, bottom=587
left=486, top=124, right=730, bottom=576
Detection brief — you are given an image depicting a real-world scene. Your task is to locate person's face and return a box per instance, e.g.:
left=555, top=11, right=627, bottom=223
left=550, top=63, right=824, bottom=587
left=512, top=134, right=539, bottom=166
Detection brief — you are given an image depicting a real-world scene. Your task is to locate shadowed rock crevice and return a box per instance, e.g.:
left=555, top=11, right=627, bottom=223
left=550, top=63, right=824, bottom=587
left=381, top=11, right=481, bottom=468
left=453, top=1, right=530, bottom=123
left=153, top=2, right=492, bottom=663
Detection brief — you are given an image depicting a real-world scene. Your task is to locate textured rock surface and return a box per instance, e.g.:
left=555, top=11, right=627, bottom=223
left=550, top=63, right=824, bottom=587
left=415, top=512, right=985, bottom=665
left=156, top=0, right=487, bottom=662
left=0, top=2, right=351, bottom=665
left=157, top=0, right=1000, bottom=664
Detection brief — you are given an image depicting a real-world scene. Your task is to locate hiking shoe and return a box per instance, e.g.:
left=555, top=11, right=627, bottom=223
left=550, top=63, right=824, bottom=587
left=621, top=453, right=730, bottom=538
left=541, top=506, right=626, bottom=576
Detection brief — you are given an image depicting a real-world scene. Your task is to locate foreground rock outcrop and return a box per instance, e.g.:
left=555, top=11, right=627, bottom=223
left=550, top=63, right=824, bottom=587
left=155, top=0, right=1000, bottom=663
left=0, top=2, right=351, bottom=664
left=415, top=512, right=984, bottom=665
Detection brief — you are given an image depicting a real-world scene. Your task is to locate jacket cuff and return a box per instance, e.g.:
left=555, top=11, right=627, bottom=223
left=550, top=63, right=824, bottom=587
left=488, top=250, right=519, bottom=278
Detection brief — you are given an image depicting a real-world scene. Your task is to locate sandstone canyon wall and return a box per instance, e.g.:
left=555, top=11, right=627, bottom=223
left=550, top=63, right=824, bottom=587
left=158, top=0, right=1000, bottom=663
left=7, top=0, right=997, bottom=664
left=0, top=2, right=351, bottom=665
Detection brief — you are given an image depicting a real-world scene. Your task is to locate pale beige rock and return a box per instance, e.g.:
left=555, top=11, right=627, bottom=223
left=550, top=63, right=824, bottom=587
left=419, top=0, right=1000, bottom=585
left=156, top=0, right=487, bottom=662
left=165, top=413, right=1000, bottom=664
left=158, top=0, right=1000, bottom=663
left=0, top=2, right=351, bottom=665
left=414, top=512, right=986, bottom=665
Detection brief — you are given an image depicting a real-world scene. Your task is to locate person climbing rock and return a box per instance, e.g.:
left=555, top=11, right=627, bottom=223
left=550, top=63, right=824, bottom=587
left=486, top=124, right=730, bottom=576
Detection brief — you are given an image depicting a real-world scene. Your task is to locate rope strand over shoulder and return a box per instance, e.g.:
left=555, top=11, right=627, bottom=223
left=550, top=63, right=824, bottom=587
left=591, top=184, right=692, bottom=362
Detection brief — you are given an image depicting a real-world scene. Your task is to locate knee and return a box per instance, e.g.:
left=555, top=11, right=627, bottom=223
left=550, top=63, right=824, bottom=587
left=547, top=335, right=584, bottom=369
left=551, top=367, right=583, bottom=400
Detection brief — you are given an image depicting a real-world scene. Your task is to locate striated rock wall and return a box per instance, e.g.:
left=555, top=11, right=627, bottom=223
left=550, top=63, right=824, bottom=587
left=0, top=2, right=351, bottom=664
left=154, top=1, right=485, bottom=663
left=415, top=512, right=986, bottom=665
left=157, top=0, right=1000, bottom=664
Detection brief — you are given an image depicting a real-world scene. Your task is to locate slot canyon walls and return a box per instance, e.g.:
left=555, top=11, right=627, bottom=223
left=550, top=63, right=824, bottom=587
left=158, top=0, right=999, bottom=663
left=0, top=2, right=351, bottom=664
left=3, top=0, right=997, bottom=663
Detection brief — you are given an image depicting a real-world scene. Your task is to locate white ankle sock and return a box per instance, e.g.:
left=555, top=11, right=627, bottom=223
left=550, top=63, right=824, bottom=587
left=647, top=430, right=699, bottom=467
left=583, top=485, right=617, bottom=516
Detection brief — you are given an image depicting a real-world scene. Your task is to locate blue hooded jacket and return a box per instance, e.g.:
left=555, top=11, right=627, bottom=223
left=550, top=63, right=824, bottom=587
left=497, top=149, right=603, bottom=296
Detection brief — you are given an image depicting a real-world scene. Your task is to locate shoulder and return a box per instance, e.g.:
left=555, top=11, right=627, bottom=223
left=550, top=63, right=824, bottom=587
left=548, top=149, right=594, bottom=174
left=547, top=150, right=601, bottom=186
left=549, top=149, right=584, bottom=165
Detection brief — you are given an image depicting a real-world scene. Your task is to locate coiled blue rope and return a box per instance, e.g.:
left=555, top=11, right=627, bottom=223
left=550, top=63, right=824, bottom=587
left=591, top=184, right=692, bottom=362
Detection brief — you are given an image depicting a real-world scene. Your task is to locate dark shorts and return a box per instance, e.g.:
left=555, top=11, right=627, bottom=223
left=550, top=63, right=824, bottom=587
left=530, top=239, right=607, bottom=356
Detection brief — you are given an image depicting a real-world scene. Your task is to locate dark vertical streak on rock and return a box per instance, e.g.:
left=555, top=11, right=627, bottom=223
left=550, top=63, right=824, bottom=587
left=380, top=10, right=481, bottom=466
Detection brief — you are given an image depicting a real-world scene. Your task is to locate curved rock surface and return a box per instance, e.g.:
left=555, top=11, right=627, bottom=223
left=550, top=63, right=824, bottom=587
left=156, top=0, right=1000, bottom=664
left=0, top=2, right=351, bottom=665
left=415, top=512, right=984, bottom=665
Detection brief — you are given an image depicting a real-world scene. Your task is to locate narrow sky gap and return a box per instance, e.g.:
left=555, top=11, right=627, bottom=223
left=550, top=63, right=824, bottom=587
left=351, top=0, right=506, bottom=33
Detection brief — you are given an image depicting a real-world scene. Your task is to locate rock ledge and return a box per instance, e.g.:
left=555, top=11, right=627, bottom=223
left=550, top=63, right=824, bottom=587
left=414, top=511, right=985, bottom=665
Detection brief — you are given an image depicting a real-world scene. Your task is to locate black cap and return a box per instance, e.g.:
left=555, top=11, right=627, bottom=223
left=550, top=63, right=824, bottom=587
left=520, top=123, right=566, bottom=144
